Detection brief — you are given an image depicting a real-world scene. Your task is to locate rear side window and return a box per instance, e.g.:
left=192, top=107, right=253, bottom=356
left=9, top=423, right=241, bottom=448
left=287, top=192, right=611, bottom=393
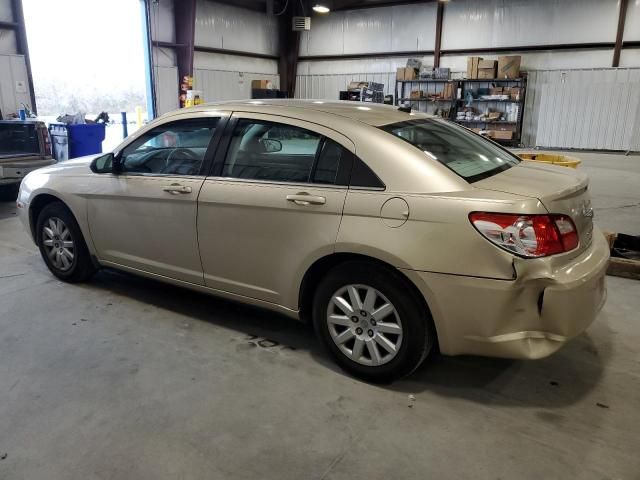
left=312, top=139, right=342, bottom=184
left=380, top=119, right=519, bottom=183
left=223, top=119, right=321, bottom=183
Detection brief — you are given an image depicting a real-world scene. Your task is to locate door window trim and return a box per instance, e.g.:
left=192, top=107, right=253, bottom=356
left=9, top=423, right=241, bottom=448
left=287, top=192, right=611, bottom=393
left=208, top=114, right=354, bottom=187
left=113, top=114, right=230, bottom=178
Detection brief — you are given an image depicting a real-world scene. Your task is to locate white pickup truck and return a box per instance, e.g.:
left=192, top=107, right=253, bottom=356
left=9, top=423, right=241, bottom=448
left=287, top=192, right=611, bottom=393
left=0, top=120, right=56, bottom=197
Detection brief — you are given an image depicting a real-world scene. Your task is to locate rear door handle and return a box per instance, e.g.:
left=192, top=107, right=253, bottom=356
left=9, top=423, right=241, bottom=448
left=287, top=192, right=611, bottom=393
left=162, top=184, right=192, bottom=194
left=286, top=193, right=326, bottom=206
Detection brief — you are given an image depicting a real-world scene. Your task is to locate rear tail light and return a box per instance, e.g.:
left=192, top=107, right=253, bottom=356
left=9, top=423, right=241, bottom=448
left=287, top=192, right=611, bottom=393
left=469, top=212, right=579, bottom=258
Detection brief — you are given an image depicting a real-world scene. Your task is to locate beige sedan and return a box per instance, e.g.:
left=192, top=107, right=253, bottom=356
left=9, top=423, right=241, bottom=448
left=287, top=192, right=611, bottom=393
left=17, top=100, right=609, bottom=382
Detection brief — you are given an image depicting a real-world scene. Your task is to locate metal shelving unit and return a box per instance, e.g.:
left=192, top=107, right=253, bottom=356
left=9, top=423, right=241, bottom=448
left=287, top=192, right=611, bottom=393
left=394, top=79, right=458, bottom=120
left=456, top=77, right=527, bottom=146
left=395, top=76, right=527, bottom=146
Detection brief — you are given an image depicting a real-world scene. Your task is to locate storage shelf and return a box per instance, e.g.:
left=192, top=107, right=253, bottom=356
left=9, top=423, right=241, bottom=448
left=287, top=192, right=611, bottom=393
left=396, top=79, right=455, bottom=83
left=459, top=98, right=521, bottom=103
left=455, top=120, right=517, bottom=124
left=399, top=98, right=454, bottom=102
left=461, top=78, right=524, bottom=83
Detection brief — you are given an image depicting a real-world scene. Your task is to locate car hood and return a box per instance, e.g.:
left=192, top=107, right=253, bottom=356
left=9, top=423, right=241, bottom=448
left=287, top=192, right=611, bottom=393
left=33, top=154, right=100, bottom=176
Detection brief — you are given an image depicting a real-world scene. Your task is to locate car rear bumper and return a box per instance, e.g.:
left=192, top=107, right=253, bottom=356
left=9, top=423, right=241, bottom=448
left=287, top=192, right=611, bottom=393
left=403, top=226, right=609, bottom=359
left=0, top=158, right=56, bottom=185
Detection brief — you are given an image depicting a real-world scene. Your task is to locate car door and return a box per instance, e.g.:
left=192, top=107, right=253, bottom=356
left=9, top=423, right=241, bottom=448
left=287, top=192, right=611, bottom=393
left=87, top=113, right=226, bottom=284
left=197, top=113, right=355, bottom=309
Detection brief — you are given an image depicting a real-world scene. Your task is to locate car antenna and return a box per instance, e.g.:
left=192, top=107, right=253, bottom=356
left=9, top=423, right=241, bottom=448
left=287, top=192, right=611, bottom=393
left=397, top=106, right=411, bottom=113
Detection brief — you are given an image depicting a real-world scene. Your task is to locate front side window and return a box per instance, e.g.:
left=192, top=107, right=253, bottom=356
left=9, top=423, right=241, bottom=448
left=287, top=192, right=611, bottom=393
left=119, top=118, right=218, bottom=175
left=222, top=119, right=323, bottom=183
left=380, top=119, right=520, bottom=183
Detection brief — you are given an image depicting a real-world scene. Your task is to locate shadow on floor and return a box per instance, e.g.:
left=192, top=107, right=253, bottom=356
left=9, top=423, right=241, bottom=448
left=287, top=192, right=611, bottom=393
left=85, top=267, right=608, bottom=408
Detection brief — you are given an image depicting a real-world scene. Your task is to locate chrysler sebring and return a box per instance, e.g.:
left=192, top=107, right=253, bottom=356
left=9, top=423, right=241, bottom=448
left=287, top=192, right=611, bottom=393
left=17, top=100, right=608, bottom=382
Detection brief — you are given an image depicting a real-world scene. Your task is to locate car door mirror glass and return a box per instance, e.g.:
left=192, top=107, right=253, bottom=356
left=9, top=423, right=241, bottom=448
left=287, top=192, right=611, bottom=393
left=90, top=153, right=115, bottom=174
left=260, top=138, right=282, bottom=153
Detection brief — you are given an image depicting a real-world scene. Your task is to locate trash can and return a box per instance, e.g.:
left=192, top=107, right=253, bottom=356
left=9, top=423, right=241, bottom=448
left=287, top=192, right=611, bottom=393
left=48, top=123, right=106, bottom=160
left=67, top=123, right=106, bottom=158
left=49, top=124, right=69, bottom=161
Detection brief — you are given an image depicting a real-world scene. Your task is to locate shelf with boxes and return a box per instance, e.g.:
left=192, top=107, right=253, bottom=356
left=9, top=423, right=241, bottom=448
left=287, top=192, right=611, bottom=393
left=393, top=55, right=526, bottom=145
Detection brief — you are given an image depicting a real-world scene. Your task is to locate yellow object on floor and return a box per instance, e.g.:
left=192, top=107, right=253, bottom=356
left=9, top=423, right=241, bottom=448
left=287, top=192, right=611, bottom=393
left=517, top=153, right=581, bottom=168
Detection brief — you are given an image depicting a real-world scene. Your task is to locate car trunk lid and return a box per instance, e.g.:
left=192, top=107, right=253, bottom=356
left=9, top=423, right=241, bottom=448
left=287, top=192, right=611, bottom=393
left=474, top=161, right=594, bottom=254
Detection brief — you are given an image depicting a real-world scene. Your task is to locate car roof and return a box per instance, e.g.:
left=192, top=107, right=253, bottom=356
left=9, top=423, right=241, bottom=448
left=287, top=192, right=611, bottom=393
left=179, top=99, right=434, bottom=127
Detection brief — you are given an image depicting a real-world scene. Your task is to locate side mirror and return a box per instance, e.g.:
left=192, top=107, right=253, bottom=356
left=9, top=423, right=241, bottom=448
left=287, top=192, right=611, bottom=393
left=90, top=153, right=115, bottom=174
left=260, top=138, right=282, bottom=153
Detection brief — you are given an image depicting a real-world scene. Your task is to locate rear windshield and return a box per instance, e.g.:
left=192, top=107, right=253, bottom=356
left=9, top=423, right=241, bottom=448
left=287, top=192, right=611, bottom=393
left=380, top=119, right=520, bottom=183
left=0, top=123, right=40, bottom=155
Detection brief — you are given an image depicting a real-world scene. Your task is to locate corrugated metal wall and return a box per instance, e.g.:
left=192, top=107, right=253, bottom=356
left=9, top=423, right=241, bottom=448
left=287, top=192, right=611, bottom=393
left=194, top=68, right=279, bottom=102
left=526, top=68, right=640, bottom=151
left=0, top=54, right=30, bottom=118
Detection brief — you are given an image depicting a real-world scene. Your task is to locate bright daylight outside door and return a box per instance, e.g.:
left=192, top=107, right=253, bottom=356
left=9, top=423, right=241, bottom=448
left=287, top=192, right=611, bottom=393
left=23, top=0, right=149, bottom=152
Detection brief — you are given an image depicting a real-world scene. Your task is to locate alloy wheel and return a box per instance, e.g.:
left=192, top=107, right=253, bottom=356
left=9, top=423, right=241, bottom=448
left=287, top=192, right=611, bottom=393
left=327, top=284, right=403, bottom=366
left=42, top=217, right=75, bottom=272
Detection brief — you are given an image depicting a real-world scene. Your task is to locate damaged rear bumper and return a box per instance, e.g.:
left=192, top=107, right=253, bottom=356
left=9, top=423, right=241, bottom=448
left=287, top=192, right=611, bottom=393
left=404, top=226, right=609, bottom=359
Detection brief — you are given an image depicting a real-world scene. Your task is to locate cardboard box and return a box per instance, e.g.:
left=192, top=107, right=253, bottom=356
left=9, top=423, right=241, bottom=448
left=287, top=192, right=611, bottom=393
left=251, top=79, right=273, bottom=89
left=508, top=87, right=522, bottom=100
left=490, top=87, right=504, bottom=95
left=487, top=111, right=502, bottom=120
left=442, top=83, right=455, bottom=100
left=396, top=67, right=417, bottom=81
left=489, top=130, right=513, bottom=140
left=410, top=89, right=424, bottom=99
left=467, top=57, right=481, bottom=79
left=477, top=60, right=497, bottom=79
left=497, top=56, right=521, bottom=79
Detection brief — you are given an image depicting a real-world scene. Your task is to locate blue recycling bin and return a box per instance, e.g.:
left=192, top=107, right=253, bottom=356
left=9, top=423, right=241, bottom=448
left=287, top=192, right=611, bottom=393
left=67, top=123, right=106, bottom=158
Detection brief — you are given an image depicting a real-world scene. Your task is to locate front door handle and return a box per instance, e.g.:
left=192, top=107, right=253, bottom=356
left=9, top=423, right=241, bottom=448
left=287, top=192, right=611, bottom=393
left=286, top=193, right=326, bottom=206
left=162, top=184, right=192, bottom=195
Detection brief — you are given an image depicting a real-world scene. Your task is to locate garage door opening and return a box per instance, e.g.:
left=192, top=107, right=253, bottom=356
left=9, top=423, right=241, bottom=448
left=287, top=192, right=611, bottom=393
left=22, top=0, right=150, bottom=151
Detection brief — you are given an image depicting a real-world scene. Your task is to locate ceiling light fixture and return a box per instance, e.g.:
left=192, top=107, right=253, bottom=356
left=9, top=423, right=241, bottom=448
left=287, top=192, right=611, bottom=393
left=312, top=4, right=330, bottom=13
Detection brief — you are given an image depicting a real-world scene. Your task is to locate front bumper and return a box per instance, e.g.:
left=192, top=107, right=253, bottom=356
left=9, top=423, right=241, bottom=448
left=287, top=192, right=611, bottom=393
left=404, top=226, right=609, bottom=359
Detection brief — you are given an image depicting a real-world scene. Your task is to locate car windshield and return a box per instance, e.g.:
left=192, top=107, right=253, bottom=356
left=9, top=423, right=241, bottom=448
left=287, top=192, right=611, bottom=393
left=380, top=119, right=520, bottom=183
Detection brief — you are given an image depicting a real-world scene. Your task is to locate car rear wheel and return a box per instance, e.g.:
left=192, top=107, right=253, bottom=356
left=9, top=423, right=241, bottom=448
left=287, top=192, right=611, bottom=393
left=312, top=261, right=435, bottom=383
left=36, top=202, right=96, bottom=283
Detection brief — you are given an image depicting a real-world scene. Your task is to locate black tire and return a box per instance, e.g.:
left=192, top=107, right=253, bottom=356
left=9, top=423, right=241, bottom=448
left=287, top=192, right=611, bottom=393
left=312, top=260, right=435, bottom=383
left=36, top=202, right=96, bottom=282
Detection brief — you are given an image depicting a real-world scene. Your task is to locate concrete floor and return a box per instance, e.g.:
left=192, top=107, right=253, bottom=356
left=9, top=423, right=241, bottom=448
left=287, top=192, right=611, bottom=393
left=0, top=152, right=639, bottom=479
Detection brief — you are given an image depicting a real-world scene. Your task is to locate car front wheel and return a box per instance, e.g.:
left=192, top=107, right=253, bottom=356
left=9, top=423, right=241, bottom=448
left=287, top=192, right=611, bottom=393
left=312, top=261, right=435, bottom=383
left=36, top=202, right=96, bottom=282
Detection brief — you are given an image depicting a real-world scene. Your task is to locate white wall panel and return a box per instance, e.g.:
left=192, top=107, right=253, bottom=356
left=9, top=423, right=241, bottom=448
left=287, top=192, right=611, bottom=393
left=527, top=69, right=640, bottom=151
left=0, top=0, right=12, bottom=22
left=625, top=0, right=640, bottom=41
left=155, top=65, right=179, bottom=116
left=195, top=0, right=278, bottom=55
left=298, top=56, right=430, bottom=76
left=390, top=4, right=437, bottom=52
left=442, top=0, right=618, bottom=50
left=441, top=50, right=616, bottom=72
left=153, top=46, right=177, bottom=68
left=194, top=51, right=277, bottom=74
left=0, top=54, right=30, bottom=116
left=620, top=49, right=640, bottom=68
left=0, top=28, right=17, bottom=54
left=342, top=8, right=392, bottom=54
left=300, top=4, right=436, bottom=57
left=301, top=12, right=345, bottom=56
left=148, top=0, right=175, bottom=43
left=194, top=68, right=279, bottom=102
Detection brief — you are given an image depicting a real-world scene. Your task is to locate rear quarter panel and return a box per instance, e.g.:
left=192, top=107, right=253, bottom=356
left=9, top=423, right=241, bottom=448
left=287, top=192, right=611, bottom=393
left=336, top=188, right=548, bottom=280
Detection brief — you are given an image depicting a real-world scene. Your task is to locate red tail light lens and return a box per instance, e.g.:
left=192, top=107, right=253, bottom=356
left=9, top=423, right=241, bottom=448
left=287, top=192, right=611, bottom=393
left=469, top=212, right=579, bottom=258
